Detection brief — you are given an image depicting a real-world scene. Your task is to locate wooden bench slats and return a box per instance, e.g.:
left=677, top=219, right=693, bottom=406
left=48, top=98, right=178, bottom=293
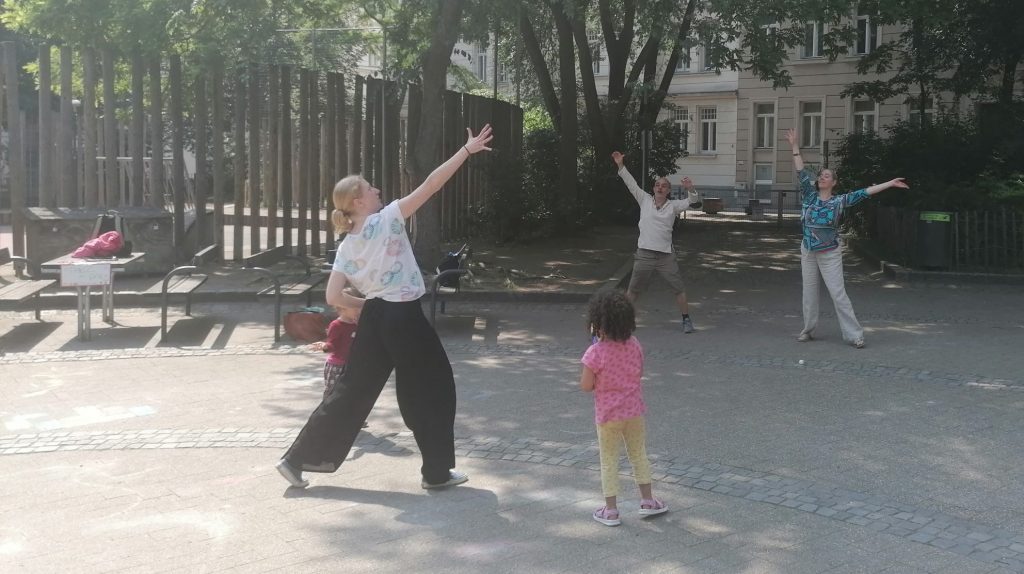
left=0, top=279, right=56, bottom=302
left=243, top=245, right=290, bottom=269
left=257, top=275, right=326, bottom=297
left=164, top=275, right=208, bottom=295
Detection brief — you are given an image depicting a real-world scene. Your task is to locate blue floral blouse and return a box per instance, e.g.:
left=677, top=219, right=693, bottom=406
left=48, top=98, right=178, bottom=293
left=799, top=169, right=870, bottom=252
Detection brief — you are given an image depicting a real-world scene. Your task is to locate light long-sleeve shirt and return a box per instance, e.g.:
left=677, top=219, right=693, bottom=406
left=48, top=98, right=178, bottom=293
left=798, top=168, right=870, bottom=252
left=618, top=167, right=698, bottom=254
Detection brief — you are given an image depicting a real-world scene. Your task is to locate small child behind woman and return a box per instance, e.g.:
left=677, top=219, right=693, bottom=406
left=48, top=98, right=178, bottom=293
left=581, top=289, right=668, bottom=526
left=310, top=305, right=359, bottom=401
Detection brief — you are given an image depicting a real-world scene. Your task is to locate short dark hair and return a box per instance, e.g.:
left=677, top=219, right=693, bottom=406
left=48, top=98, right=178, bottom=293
left=587, top=289, right=636, bottom=342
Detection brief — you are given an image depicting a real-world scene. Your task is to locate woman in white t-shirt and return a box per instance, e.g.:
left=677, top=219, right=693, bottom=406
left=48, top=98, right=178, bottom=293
left=276, top=125, right=494, bottom=490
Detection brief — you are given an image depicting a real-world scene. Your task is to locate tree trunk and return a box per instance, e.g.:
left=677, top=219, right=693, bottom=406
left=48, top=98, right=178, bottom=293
left=410, top=0, right=465, bottom=264
left=599, top=0, right=635, bottom=105
left=520, top=11, right=560, bottom=129
left=999, top=50, right=1021, bottom=106
left=643, top=0, right=697, bottom=127
left=572, top=14, right=610, bottom=163
left=552, top=5, right=578, bottom=227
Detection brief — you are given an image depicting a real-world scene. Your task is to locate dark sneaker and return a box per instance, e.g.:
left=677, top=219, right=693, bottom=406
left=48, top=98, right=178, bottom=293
left=682, top=317, right=695, bottom=333
left=422, top=470, right=469, bottom=489
left=275, top=459, right=309, bottom=489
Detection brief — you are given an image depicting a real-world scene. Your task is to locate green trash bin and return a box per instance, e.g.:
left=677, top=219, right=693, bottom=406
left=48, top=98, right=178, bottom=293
left=916, top=211, right=951, bottom=269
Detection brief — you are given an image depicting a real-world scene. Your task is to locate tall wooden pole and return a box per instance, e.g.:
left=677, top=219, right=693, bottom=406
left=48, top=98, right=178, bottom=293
left=130, top=50, right=145, bottom=206
left=59, top=46, right=76, bottom=206
left=148, top=55, right=164, bottom=209
left=170, top=55, right=185, bottom=245
left=102, top=47, right=119, bottom=206
left=3, top=42, right=26, bottom=254
left=38, top=45, right=54, bottom=208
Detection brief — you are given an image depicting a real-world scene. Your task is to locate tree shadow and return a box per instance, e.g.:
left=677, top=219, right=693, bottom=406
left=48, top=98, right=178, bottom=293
left=0, top=320, right=62, bottom=353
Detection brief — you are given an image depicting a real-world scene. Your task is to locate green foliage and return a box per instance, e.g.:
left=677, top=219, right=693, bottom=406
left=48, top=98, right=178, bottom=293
left=475, top=96, right=689, bottom=242
left=474, top=125, right=571, bottom=242
left=835, top=111, right=1024, bottom=218
left=1, top=0, right=369, bottom=67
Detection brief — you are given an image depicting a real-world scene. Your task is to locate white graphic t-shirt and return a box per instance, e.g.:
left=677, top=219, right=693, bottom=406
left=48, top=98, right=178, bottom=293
left=332, top=200, right=425, bottom=302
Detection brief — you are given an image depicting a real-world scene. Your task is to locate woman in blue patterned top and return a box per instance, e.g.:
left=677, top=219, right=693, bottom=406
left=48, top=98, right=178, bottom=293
left=786, top=128, right=908, bottom=348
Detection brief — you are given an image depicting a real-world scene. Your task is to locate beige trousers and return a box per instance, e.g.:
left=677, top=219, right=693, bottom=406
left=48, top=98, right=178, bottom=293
left=800, top=244, right=864, bottom=343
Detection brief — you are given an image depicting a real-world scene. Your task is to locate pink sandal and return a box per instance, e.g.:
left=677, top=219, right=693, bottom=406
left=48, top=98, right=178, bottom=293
left=593, top=506, right=621, bottom=526
left=639, top=498, right=669, bottom=517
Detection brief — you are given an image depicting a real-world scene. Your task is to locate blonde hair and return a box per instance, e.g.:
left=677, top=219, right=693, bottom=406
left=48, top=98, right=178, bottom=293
left=331, top=175, right=366, bottom=234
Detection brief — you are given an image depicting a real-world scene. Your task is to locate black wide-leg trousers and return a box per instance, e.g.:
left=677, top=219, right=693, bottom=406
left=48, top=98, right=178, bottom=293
left=283, top=298, right=457, bottom=484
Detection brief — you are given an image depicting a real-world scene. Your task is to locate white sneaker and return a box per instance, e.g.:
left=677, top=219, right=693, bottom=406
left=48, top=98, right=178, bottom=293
left=275, top=459, right=309, bottom=488
left=797, top=332, right=813, bottom=342
left=422, top=470, right=469, bottom=489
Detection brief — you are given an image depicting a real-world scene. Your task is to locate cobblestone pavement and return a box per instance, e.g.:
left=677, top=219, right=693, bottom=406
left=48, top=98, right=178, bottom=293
left=2, top=218, right=1023, bottom=573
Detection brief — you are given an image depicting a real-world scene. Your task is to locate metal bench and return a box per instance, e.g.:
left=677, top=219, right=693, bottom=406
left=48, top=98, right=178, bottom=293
left=0, top=248, right=56, bottom=321
left=243, top=246, right=327, bottom=341
left=158, top=244, right=219, bottom=341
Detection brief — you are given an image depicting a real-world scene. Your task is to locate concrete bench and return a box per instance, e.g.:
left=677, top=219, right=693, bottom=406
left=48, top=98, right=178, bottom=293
left=158, top=245, right=219, bottom=341
left=243, top=246, right=327, bottom=341
left=0, top=248, right=56, bottom=321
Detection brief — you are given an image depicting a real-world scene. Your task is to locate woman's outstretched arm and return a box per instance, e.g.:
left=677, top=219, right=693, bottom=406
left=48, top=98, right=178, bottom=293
left=399, top=124, right=494, bottom=219
left=785, top=128, right=804, bottom=172
left=866, top=178, right=910, bottom=195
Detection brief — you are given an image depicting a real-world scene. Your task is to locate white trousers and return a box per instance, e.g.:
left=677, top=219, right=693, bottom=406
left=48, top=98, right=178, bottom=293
left=800, top=244, right=863, bottom=343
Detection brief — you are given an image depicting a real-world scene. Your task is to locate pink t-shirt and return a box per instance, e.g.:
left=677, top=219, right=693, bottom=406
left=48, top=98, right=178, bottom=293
left=581, top=336, right=646, bottom=425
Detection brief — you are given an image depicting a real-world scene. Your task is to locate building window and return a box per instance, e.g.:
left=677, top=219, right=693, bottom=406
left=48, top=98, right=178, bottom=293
left=588, top=31, right=606, bottom=76
left=802, top=22, right=824, bottom=58
left=702, top=45, right=714, bottom=71
left=675, top=40, right=694, bottom=72
left=477, top=52, right=488, bottom=82
left=498, top=62, right=508, bottom=83
left=852, top=100, right=876, bottom=133
left=800, top=101, right=823, bottom=148
left=856, top=5, right=879, bottom=55
left=699, top=106, right=717, bottom=153
left=754, top=163, right=774, bottom=185
left=906, top=95, right=935, bottom=126
left=673, top=107, right=689, bottom=152
left=366, top=50, right=381, bottom=69
left=754, top=103, right=775, bottom=148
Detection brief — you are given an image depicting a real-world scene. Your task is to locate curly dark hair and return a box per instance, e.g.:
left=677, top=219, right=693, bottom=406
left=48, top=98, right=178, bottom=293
left=587, top=289, right=636, bottom=342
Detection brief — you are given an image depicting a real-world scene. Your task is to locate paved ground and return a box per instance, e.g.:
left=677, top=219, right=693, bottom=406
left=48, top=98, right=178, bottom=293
left=2, top=216, right=1024, bottom=573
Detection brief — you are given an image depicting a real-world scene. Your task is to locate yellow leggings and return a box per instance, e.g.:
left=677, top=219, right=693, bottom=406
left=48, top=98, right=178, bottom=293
left=596, top=416, right=652, bottom=498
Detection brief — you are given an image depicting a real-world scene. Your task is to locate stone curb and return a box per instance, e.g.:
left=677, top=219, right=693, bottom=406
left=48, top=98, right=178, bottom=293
left=848, top=237, right=1024, bottom=286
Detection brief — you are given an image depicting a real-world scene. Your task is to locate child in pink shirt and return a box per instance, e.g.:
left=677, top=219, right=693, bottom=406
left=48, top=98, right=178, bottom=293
left=581, top=290, right=668, bottom=526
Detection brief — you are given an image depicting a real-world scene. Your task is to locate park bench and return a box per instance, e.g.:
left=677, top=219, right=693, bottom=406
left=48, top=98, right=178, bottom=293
left=429, top=244, right=472, bottom=326
left=0, top=248, right=56, bottom=321
left=157, top=244, right=219, bottom=341
left=243, top=246, right=327, bottom=341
